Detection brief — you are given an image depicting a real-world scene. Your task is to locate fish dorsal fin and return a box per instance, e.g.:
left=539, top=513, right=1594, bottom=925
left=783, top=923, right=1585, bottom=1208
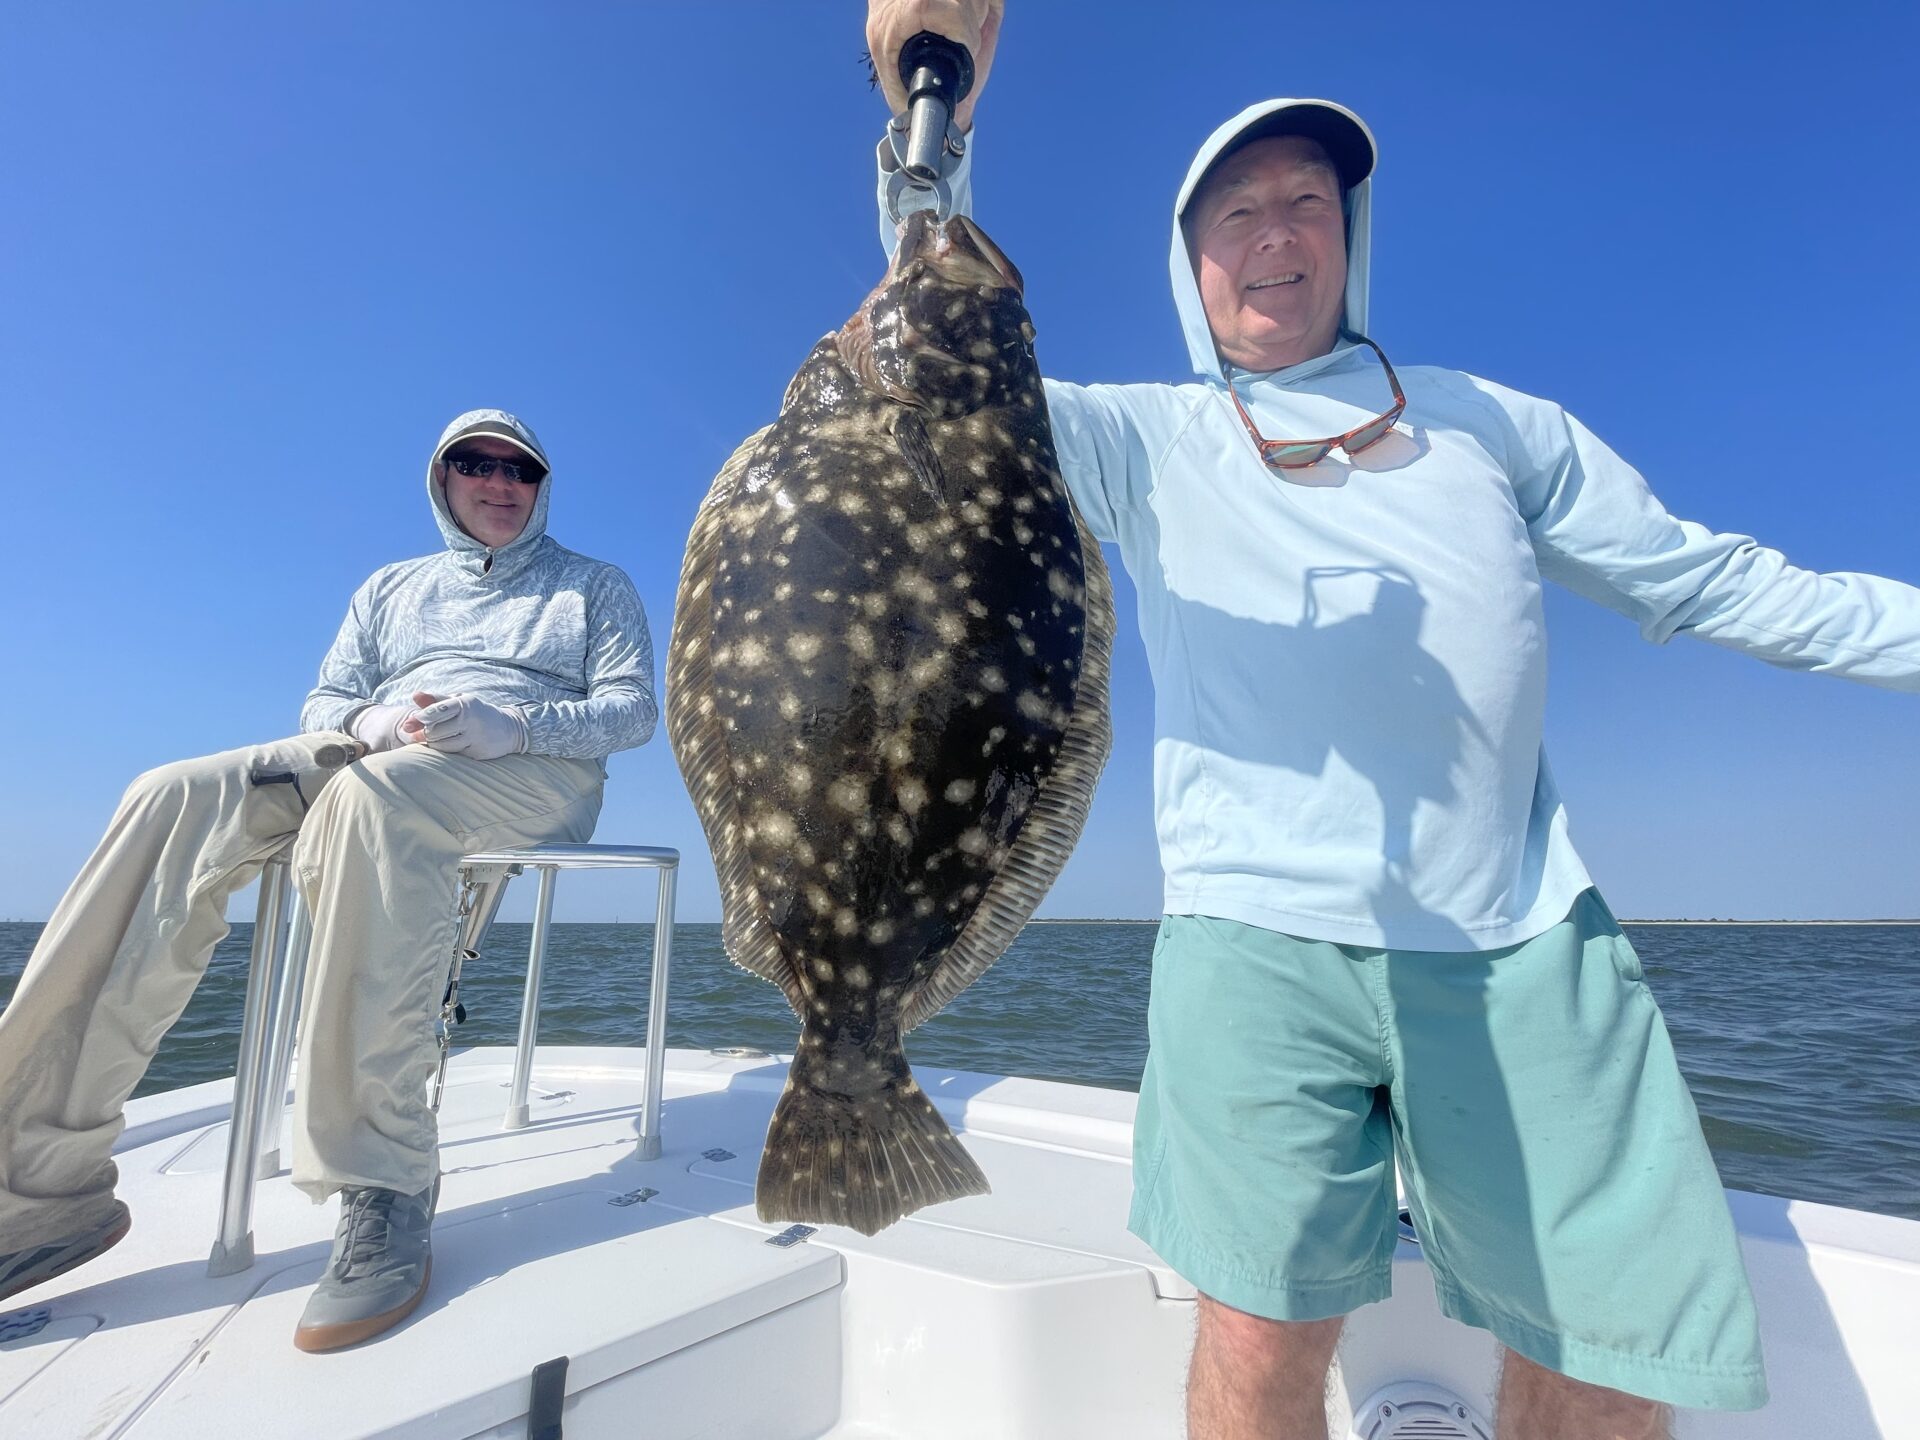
left=898, top=492, right=1117, bottom=1033
left=666, top=426, right=807, bottom=1016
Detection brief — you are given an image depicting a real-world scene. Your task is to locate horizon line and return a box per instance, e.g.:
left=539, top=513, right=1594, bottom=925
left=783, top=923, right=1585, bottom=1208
left=10, top=916, right=1920, bottom=927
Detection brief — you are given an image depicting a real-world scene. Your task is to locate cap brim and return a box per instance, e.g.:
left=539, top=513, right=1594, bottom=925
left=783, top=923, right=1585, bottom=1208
left=436, top=424, right=547, bottom=475
left=1214, top=103, right=1375, bottom=191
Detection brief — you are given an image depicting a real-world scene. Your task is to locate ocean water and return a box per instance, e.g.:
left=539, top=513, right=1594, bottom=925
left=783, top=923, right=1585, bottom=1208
left=1, top=920, right=1915, bottom=1222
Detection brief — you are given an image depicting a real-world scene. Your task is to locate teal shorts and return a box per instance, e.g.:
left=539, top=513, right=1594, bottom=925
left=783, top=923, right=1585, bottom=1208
left=1128, top=891, right=1767, bottom=1411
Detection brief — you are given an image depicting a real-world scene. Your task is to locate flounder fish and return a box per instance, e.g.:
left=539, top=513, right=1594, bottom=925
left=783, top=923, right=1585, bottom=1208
left=667, top=211, right=1114, bottom=1235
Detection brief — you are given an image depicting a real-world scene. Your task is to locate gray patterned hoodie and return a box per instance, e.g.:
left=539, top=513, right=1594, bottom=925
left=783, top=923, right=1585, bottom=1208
left=300, top=409, right=656, bottom=761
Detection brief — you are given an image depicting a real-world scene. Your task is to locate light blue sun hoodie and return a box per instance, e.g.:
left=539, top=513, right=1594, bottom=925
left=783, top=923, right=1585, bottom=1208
left=880, top=100, right=1920, bottom=950
left=301, top=409, right=657, bottom=762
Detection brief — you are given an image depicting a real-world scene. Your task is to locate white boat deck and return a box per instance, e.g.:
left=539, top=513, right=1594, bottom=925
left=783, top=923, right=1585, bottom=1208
left=2, top=1045, right=1916, bottom=1438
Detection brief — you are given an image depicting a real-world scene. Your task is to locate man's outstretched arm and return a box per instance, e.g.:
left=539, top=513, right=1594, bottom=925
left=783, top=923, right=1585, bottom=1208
left=1510, top=386, right=1920, bottom=690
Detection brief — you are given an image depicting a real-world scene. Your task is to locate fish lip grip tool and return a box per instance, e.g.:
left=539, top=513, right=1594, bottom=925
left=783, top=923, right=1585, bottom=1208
left=880, top=31, right=973, bottom=223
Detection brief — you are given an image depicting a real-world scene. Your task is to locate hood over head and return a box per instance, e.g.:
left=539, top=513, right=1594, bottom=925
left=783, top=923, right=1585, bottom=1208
left=1169, top=99, right=1376, bottom=381
left=426, top=408, right=553, bottom=571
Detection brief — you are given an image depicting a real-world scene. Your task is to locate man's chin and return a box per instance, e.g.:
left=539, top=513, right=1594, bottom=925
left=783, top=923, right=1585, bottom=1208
left=1229, top=320, right=1338, bottom=370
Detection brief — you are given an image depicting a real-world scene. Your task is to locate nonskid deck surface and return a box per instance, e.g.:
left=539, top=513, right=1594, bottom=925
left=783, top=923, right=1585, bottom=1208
left=1, top=1046, right=1917, bottom=1439
left=0, top=1047, right=1184, bottom=1439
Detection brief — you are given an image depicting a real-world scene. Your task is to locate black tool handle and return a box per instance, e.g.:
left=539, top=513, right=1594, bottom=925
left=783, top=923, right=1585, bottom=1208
left=898, top=30, right=974, bottom=106
left=897, top=31, right=973, bottom=183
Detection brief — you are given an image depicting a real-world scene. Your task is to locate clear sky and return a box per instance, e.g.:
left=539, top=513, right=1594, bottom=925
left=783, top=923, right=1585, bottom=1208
left=3, top=2, right=1916, bottom=924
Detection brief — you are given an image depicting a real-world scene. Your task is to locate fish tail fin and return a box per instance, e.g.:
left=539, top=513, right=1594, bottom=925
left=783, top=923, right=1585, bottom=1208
left=756, top=1063, right=988, bottom=1236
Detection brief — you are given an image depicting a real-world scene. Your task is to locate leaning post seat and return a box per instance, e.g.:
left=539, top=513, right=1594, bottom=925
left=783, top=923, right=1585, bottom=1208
left=204, top=841, right=679, bottom=1278
left=448, top=844, right=680, bottom=1142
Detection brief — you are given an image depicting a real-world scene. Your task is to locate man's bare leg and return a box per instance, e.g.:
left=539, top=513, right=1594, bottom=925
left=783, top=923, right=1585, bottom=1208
left=1496, top=1348, right=1671, bottom=1440
left=1188, top=1295, right=1343, bottom=1440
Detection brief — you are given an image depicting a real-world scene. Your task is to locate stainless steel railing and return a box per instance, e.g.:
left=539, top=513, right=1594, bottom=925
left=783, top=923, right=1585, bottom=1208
left=206, top=842, right=680, bottom=1276
left=456, top=844, right=680, bottom=1154
left=254, top=891, right=311, bottom=1179
left=206, top=853, right=294, bottom=1277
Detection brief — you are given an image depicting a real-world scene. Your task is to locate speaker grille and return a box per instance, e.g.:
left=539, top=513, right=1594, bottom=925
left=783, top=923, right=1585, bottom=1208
left=1351, top=1382, right=1492, bottom=1440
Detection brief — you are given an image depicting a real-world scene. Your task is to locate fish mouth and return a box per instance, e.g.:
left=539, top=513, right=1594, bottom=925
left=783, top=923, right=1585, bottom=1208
left=894, top=211, right=1024, bottom=294
left=947, top=215, right=1024, bottom=293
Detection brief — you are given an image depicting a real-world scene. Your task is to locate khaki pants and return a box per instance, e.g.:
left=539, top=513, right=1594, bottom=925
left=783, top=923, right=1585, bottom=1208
left=0, top=734, right=603, bottom=1250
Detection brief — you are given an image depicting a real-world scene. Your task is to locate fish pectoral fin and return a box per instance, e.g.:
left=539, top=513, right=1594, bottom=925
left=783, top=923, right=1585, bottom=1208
left=889, top=408, right=953, bottom=507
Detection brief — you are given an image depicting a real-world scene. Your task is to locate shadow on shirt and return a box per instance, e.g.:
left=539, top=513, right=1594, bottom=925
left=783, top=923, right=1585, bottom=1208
left=1158, top=562, right=1491, bottom=936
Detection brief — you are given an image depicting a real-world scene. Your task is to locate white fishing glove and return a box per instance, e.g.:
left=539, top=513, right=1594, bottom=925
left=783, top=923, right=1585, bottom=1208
left=409, top=694, right=530, bottom=760
left=348, top=703, right=416, bottom=754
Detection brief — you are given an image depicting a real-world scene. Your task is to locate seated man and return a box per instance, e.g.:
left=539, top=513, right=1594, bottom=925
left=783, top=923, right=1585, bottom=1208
left=0, top=408, right=656, bottom=1352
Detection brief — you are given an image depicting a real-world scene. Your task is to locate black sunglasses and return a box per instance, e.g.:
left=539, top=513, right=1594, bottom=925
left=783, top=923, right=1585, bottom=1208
left=445, top=451, right=543, bottom=484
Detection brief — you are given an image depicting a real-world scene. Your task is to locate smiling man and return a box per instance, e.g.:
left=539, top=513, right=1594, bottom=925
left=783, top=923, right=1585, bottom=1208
left=0, top=408, right=656, bottom=1353
left=443, top=433, right=542, bottom=548
left=861, top=4, right=1920, bottom=1438
left=1184, top=133, right=1349, bottom=372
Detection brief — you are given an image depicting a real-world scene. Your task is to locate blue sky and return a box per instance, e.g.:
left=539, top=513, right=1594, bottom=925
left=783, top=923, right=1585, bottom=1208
left=3, top=2, right=1915, bottom=923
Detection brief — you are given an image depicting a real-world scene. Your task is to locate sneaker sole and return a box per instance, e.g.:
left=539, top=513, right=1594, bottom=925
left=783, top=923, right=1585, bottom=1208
left=0, top=1202, right=133, bottom=1305
left=292, top=1256, right=432, bottom=1353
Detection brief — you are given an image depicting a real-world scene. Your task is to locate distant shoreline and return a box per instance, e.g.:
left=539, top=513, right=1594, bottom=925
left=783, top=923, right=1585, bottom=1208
left=1025, top=918, right=1160, bottom=925
left=1030, top=917, right=1920, bottom=927
left=1619, top=919, right=1920, bottom=926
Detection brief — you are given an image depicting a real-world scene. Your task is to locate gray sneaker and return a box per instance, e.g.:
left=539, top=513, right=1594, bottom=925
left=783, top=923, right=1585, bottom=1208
left=0, top=1200, right=132, bottom=1304
left=293, top=1182, right=437, bottom=1352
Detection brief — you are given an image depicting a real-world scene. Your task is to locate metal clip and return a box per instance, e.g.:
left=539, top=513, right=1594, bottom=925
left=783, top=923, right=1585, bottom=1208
left=701, top=1147, right=736, bottom=1163
left=608, top=1187, right=659, bottom=1208
left=880, top=116, right=967, bottom=224
left=766, top=1224, right=816, bottom=1248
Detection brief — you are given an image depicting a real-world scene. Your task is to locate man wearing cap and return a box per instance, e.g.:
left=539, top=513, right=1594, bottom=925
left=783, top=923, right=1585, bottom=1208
left=860, top=5, right=1920, bottom=1438
left=0, top=408, right=657, bottom=1352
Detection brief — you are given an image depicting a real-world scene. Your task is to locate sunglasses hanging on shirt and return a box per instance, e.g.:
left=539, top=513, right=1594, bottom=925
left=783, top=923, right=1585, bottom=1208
left=1225, top=335, right=1406, bottom=470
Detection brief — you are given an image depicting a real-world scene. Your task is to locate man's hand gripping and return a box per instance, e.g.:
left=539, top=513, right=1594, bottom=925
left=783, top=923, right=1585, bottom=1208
left=867, top=0, right=1001, bottom=132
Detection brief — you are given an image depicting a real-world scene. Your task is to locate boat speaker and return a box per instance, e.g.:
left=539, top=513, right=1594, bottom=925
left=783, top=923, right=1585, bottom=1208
left=1350, top=1381, right=1492, bottom=1439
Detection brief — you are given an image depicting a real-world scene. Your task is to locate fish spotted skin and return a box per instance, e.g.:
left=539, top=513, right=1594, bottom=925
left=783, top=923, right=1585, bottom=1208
left=668, top=212, right=1113, bottom=1235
